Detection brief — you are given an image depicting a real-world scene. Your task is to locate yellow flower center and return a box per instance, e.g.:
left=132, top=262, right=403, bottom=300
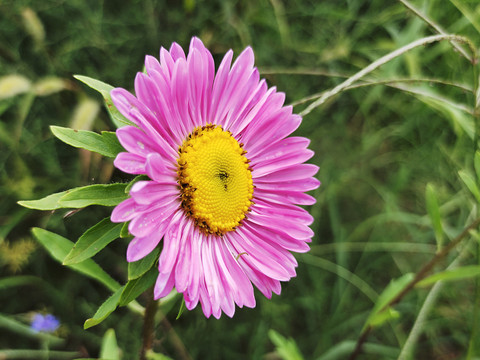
left=177, top=124, right=254, bottom=236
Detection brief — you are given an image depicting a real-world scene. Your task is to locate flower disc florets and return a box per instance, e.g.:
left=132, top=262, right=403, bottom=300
left=177, top=124, right=253, bottom=236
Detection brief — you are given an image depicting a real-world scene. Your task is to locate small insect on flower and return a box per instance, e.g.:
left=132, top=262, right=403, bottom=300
left=110, top=37, right=320, bottom=318
left=31, top=313, right=60, bottom=333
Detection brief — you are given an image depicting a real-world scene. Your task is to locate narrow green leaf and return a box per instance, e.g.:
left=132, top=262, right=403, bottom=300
left=120, top=222, right=130, bottom=238
left=416, top=265, right=480, bottom=287
left=0, top=275, right=44, bottom=290
left=119, top=267, right=157, bottom=307
left=19, top=183, right=128, bottom=211
left=144, top=352, right=175, bottom=360
left=63, top=218, right=123, bottom=265
left=18, top=190, right=68, bottom=210
left=367, top=307, right=400, bottom=328
left=363, top=273, right=414, bottom=331
left=474, top=151, right=480, bottom=181
left=268, top=329, right=304, bottom=360
left=425, top=183, right=443, bottom=251
left=74, top=75, right=133, bottom=128
left=176, top=298, right=187, bottom=320
left=100, top=329, right=120, bottom=360
left=128, top=248, right=160, bottom=280
left=84, top=288, right=123, bottom=329
left=50, top=125, right=124, bottom=158
left=459, top=170, right=480, bottom=203
left=59, top=183, right=128, bottom=208
left=32, top=228, right=120, bottom=292
left=0, top=313, right=63, bottom=345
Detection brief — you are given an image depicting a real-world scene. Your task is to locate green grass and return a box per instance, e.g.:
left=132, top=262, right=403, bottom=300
left=1, top=0, right=480, bottom=359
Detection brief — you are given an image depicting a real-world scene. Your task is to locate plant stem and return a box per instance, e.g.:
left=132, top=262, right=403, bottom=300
left=140, top=286, right=158, bottom=360
left=300, top=34, right=475, bottom=118
left=349, top=217, right=480, bottom=360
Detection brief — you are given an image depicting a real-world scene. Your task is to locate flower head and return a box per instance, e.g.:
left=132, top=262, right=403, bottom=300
left=31, top=313, right=60, bottom=333
left=111, top=37, right=320, bottom=318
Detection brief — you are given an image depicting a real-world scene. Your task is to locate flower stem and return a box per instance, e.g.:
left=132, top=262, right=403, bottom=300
left=140, top=286, right=158, bottom=360
left=349, top=216, right=480, bottom=360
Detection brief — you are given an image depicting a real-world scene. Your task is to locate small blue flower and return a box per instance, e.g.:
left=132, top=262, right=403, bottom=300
left=31, top=313, right=60, bottom=333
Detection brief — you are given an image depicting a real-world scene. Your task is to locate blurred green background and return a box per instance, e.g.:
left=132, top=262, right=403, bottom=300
left=1, top=0, right=480, bottom=359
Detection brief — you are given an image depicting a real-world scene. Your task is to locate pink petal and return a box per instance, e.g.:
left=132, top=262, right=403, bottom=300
left=174, top=219, right=194, bottom=293
left=114, top=152, right=146, bottom=174
left=243, top=221, right=310, bottom=253
left=253, top=199, right=314, bottom=226
left=110, top=88, right=156, bottom=129
left=209, top=50, right=233, bottom=123
left=187, top=229, right=203, bottom=302
left=254, top=164, right=319, bottom=182
left=145, top=153, right=177, bottom=184
left=154, top=269, right=175, bottom=299
left=169, top=42, right=186, bottom=61
left=218, top=236, right=255, bottom=308
left=128, top=200, right=178, bottom=237
left=126, top=233, right=163, bottom=262
left=254, top=176, right=320, bottom=192
left=144, top=55, right=162, bottom=76
left=130, top=181, right=178, bottom=205
left=111, top=198, right=143, bottom=223
left=201, top=237, right=222, bottom=317
left=170, top=57, right=192, bottom=138
left=251, top=149, right=315, bottom=178
left=250, top=136, right=311, bottom=164
left=254, top=188, right=317, bottom=206
left=228, top=228, right=295, bottom=281
left=248, top=211, right=314, bottom=240
left=230, top=246, right=282, bottom=299
left=116, top=125, right=176, bottom=162
left=158, top=211, right=185, bottom=274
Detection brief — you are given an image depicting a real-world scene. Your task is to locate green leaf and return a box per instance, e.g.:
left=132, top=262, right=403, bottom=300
left=59, top=183, right=128, bottom=208
left=425, top=183, right=443, bottom=251
left=100, top=329, right=120, bottom=360
left=145, top=352, right=175, bottom=360
left=459, top=170, right=480, bottom=203
left=74, top=75, right=133, bottom=128
left=128, top=248, right=160, bottom=280
left=0, top=313, right=63, bottom=346
left=120, top=222, right=130, bottom=238
left=18, top=183, right=128, bottom=210
left=363, top=273, right=414, bottom=331
left=63, top=218, right=123, bottom=265
left=119, top=267, right=157, bottom=307
left=176, top=298, right=187, bottom=320
left=474, top=151, right=480, bottom=181
left=18, top=190, right=68, bottom=210
left=32, top=228, right=120, bottom=292
left=416, top=265, right=480, bottom=287
left=84, top=288, right=123, bottom=329
left=268, top=329, right=304, bottom=360
left=50, top=126, right=124, bottom=158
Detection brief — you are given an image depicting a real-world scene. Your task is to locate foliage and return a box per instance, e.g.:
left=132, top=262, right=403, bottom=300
left=2, top=0, right=480, bottom=359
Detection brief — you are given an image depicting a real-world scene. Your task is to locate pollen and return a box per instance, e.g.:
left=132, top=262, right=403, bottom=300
left=177, top=124, right=254, bottom=236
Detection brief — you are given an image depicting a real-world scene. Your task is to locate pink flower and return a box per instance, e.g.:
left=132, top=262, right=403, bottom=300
left=111, top=37, right=320, bottom=318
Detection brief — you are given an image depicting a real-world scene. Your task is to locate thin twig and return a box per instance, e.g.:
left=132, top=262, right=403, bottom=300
left=398, top=0, right=475, bottom=63
left=398, top=239, right=471, bottom=359
left=348, top=217, right=480, bottom=360
left=291, top=77, right=474, bottom=107
left=140, top=286, right=159, bottom=360
left=300, top=34, right=475, bottom=118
